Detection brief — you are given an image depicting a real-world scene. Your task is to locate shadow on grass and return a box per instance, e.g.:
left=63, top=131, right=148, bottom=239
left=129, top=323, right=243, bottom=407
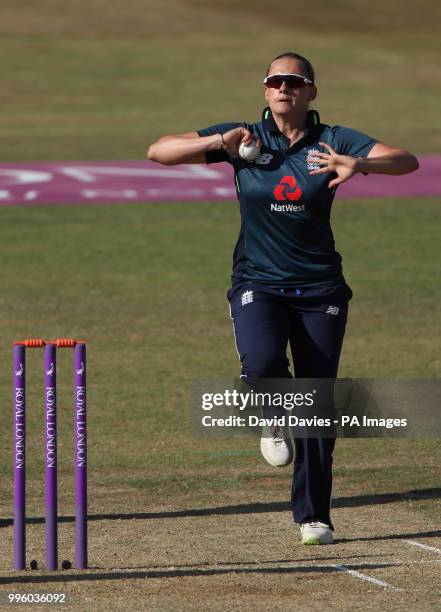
left=107, top=552, right=394, bottom=573
left=0, top=561, right=402, bottom=585
left=1, top=487, right=440, bottom=529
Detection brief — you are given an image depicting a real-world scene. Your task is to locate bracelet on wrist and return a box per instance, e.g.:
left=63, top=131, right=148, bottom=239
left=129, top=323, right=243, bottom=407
left=218, top=133, right=226, bottom=151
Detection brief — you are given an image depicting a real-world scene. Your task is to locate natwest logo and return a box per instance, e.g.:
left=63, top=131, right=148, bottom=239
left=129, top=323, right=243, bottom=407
left=273, top=175, right=302, bottom=201
left=271, top=203, right=305, bottom=212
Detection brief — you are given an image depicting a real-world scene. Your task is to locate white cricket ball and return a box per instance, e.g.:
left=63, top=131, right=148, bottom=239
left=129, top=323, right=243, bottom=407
left=238, top=141, right=260, bottom=161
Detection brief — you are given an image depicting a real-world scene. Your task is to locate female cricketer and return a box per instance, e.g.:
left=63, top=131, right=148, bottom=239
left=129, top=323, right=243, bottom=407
left=147, top=52, right=418, bottom=544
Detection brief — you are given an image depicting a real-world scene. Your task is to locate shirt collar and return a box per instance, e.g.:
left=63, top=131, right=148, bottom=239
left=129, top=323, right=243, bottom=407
left=262, top=107, right=320, bottom=138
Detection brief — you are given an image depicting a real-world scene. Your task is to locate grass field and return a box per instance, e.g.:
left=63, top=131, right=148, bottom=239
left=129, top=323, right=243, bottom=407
left=1, top=0, right=441, bottom=160
left=0, top=0, right=440, bottom=610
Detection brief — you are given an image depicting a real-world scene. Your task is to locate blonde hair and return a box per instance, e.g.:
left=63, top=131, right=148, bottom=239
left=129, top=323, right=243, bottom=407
left=266, top=52, right=315, bottom=84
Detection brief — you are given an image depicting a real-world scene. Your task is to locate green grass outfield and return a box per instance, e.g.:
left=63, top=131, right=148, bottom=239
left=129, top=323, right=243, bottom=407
left=0, top=200, right=440, bottom=609
left=1, top=0, right=440, bottom=160
left=0, top=198, right=439, bottom=508
left=0, top=0, right=440, bottom=608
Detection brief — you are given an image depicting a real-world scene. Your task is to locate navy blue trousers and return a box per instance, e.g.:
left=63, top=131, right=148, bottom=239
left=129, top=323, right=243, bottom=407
left=228, top=283, right=351, bottom=529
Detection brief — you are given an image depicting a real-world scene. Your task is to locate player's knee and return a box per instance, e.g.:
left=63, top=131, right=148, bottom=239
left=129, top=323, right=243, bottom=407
left=240, top=352, right=290, bottom=378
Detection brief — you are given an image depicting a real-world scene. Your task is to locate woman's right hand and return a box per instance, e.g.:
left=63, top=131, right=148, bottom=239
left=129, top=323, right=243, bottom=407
left=222, top=127, right=262, bottom=157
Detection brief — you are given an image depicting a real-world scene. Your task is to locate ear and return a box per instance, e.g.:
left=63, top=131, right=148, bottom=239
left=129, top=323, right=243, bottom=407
left=309, top=86, right=317, bottom=103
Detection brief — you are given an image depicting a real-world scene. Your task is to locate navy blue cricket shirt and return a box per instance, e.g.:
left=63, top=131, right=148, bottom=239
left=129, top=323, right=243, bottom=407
left=198, top=108, right=378, bottom=290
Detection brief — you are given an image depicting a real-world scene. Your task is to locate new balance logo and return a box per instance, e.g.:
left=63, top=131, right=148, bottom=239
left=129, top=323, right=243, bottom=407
left=326, top=306, right=340, bottom=315
left=252, top=153, right=273, bottom=165
left=241, top=290, right=253, bottom=306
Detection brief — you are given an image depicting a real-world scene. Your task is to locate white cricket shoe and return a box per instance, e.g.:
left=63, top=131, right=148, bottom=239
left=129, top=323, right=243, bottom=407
left=260, top=423, right=293, bottom=467
left=300, top=521, right=334, bottom=545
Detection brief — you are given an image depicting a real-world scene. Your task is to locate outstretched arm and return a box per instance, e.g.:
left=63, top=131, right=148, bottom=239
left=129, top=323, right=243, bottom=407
left=308, top=142, right=419, bottom=189
left=356, top=142, right=419, bottom=175
left=147, top=128, right=261, bottom=166
left=147, top=131, right=222, bottom=165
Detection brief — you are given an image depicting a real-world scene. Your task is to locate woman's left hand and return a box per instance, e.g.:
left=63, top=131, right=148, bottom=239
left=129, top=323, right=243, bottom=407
left=308, top=142, right=359, bottom=189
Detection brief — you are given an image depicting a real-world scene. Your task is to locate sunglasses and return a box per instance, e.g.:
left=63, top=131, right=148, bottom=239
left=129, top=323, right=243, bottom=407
left=263, top=73, right=313, bottom=89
